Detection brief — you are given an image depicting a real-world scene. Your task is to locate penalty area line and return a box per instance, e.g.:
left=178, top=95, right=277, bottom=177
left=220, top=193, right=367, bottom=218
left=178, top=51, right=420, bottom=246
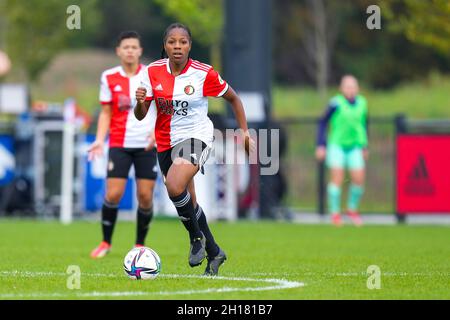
left=0, top=271, right=305, bottom=298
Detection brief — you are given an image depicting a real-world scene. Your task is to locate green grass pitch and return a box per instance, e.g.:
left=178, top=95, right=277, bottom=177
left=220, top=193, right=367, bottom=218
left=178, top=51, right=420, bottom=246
left=0, top=219, right=448, bottom=300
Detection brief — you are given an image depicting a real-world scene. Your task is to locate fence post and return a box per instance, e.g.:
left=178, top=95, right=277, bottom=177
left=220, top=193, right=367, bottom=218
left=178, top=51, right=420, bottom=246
left=394, top=114, right=407, bottom=224
left=60, top=122, right=75, bottom=225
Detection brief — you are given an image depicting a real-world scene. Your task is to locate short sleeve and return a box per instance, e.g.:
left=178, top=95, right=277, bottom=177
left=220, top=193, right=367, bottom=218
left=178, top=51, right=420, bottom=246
left=99, top=73, right=112, bottom=105
left=203, top=68, right=229, bottom=97
left=140, top=67, right=154, bottom=101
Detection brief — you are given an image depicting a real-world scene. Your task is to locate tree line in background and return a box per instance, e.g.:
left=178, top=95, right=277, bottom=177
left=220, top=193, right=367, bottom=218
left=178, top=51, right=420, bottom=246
left=275, top=0, right=450, bottom=90
left=0, top=0, right=449, bottom=90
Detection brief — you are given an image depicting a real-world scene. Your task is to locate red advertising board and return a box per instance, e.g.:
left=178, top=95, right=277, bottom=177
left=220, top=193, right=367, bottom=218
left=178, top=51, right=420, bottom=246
left=396, top=135, right=450, bottom=214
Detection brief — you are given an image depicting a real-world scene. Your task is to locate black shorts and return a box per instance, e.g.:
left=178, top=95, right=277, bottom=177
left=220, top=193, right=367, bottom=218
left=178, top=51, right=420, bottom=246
left=107, top=147, right=158, bottom=180
left=157, top=138, right=211, bottom=177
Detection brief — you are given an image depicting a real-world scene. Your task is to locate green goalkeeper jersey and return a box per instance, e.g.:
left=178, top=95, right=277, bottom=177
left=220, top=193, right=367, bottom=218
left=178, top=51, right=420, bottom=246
left=328, top=94, right=368, bottom=148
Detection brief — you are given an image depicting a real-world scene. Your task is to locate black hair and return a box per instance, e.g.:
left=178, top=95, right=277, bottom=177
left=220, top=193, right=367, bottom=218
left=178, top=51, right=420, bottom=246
left=117, top=30, right=142, bottom=47
left=160, top=23, right=192, bottom=59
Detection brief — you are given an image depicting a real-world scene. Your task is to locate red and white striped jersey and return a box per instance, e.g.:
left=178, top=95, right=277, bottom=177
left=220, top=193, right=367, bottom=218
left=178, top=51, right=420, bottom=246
left=140, top=58, right=229, bottom=152
left=99, top=64, right=156, bottom=148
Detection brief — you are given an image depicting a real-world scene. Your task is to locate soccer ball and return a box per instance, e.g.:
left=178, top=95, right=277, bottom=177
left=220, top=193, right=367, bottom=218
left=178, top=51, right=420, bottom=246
left=123, top=247, right=161, bottom=280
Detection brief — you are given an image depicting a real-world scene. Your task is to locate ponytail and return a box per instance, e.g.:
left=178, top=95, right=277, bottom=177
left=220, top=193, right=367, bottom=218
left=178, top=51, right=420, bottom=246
left=160, top=46, right=167, bottom=59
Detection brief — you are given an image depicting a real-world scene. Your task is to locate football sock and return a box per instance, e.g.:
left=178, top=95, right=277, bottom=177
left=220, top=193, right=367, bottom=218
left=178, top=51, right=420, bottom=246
left=136, top=206, right=153, bottom=246
left=327, top=183, right=341, bottom=214
left=195, top=204, right=220, bottom=258
left=348, top=184, right=364, bottom=212
left=102, top=199, right=119, bottom=244
left=170, top=190, right=203, bottom=241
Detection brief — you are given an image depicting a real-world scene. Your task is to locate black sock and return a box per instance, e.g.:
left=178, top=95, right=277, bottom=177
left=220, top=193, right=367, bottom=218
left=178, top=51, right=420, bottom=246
left=196, top=205, right=220, bottom=257
left=170, top=190, right=203, bottom=241
left=102, top=199, right=118, bottom=244
left=136, top=206, right=153, bottom=246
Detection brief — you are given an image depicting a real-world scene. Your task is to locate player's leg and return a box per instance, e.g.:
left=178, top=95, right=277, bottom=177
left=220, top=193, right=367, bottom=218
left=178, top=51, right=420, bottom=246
left=103, top=178, right=128, bottom=241
left=162, top=139, right=212, bottom=266
left=188, top=179, right=219, bottom=257
left=90, top=178, right=128, bottom=258
left=133, top=148, right=158, bottom=246
left=91, top=148, right=132, bottom=258
left=165, top=157, right=206, bottom=266
left=135, top=179, right=156, bottom=246
left=326, top=144, right=345, bottom=226
left=188, top=179, right=226, bottom=276
left=346, top=148, right=365, bottom=226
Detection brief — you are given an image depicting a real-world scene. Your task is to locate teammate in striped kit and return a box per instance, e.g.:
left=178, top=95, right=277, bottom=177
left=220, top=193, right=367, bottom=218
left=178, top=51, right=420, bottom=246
left=89, top=31, right=158, bottom=258
left=135, top=23, right=255, bottom=276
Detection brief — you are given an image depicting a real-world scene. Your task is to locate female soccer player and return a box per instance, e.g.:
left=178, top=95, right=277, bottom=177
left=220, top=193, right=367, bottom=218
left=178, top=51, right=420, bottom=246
left=134, top=23, right=255, bottom=276
left=315, top=75, right=368, bottom=226
left=89, top=31, right=158, bottom=258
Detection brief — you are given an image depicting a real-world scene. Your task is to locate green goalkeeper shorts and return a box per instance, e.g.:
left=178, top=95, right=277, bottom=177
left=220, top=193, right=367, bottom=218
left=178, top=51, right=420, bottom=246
left=326, top=144, right=365, bottom=170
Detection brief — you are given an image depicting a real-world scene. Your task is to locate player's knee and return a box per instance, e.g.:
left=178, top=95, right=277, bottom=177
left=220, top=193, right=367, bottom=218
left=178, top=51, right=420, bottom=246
left=165, top=178, right=185, bottom=198
left=105, top=190, right=123, bottom=204
left=137, top=191, right=153, bottom=208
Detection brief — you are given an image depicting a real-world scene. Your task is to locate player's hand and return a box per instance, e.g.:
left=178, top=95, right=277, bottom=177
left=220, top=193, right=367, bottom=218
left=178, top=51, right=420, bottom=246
left=88, top=140, right=104, bottom=161
left=315, top=146, right=326, bottom=162
left=136, top=87, right=147, bottom=104
left=242, top=130, right=256, bottom=156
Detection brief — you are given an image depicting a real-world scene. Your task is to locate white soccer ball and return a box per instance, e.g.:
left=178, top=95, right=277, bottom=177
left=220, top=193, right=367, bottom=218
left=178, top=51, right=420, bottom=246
left=123, top=247, right=161, bottom=280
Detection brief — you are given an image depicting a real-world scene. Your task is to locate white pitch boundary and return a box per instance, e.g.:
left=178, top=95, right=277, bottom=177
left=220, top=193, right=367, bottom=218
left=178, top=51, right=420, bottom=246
left=0, top=271, right=304, bottom=299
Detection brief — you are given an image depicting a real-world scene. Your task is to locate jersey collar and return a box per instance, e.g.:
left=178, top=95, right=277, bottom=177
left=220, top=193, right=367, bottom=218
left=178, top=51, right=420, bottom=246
left=166, top=58, right=192, bottom=76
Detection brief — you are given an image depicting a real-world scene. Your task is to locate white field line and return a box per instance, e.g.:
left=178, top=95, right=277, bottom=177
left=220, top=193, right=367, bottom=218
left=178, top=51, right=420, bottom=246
left=0, top=271, right=304, bottom=299
left=1, top=270, right=448, bottom=278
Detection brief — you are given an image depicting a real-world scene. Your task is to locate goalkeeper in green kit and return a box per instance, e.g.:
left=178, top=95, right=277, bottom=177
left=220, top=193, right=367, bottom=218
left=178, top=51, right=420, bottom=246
left=315, top=75, right=368, bottom=226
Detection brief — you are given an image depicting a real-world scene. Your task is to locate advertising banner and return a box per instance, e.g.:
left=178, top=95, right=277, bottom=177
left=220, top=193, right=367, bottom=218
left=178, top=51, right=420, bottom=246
left=396, top=135, right=450, bottom=214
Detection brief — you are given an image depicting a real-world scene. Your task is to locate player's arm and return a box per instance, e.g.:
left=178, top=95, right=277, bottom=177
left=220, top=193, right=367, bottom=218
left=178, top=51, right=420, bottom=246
left=363, top=109, right=369, bottom=160
left=88, top=104, right=111, bottom=160
left=135, top=67, right=153, bottom=121
left=134, top=94, right=151, bottom=121
left=315, top=103, right=337, bottom=161
left=96, top=104, right=112, bottom=141
left=222, top=86, right=256, bottom=154
left=89, top=72, right=113, bottom=160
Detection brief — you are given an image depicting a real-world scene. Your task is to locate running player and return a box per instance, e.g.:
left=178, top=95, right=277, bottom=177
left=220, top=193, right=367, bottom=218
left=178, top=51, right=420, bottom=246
left=315, top=75, right=368, bottom=226
left=89, top=31, right=157, bottom=258
left=134, top=23, right=255, bottom=276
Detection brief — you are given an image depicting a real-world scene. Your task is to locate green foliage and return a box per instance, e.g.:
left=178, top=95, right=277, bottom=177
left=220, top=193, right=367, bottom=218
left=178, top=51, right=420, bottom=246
left=334, top=5, right=450, bottom=89
left=274, top=0, right=450, bottom=88
left=1, top=0, right=102, bottom=80
left=154, top=0, right=223, bottom=46
left=3, top=0, right=448, bottom=88
left=381, top=0, right=450, bottom=55
left=153, top=0, right=223, bottom=68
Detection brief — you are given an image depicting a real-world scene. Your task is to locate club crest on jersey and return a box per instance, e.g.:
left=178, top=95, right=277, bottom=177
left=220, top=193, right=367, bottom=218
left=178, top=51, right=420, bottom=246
left=118, top=94, right=131, bottom=111
left=184, top=85, right=195, bottom=95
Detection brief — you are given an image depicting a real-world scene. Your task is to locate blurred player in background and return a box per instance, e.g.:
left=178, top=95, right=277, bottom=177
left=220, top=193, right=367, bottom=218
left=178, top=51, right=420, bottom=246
left=316, top=75, right=368, bottom=226
left=135, top=23, right=255, bottom=275
left=88, top=31, right=157, bottom=258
